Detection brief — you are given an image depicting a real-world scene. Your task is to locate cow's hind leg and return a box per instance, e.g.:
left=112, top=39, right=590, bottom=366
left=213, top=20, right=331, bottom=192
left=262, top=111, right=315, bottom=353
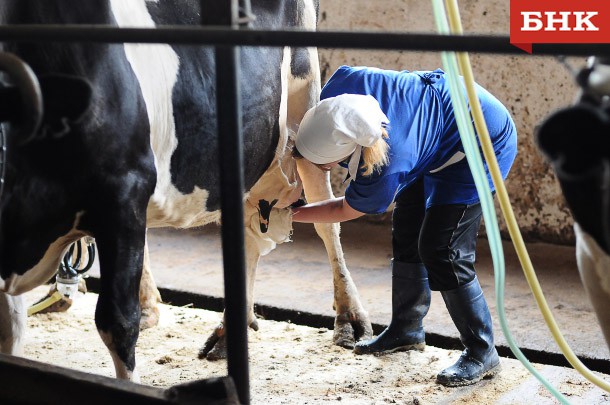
left=90, top=180, right=152, bottom=381
left=95, top=225, right=145, bottom=381
left=297, top=159, right=374, bottom=347
left=199, top=230, right=261, bottom=361
left=0, top=292, right=26, bottom=355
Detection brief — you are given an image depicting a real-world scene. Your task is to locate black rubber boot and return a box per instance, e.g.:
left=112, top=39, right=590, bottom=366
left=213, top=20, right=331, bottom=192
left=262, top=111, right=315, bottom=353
left=354, top=261, right=430, bottom=355
left=436, top=276, right=501, bottom=387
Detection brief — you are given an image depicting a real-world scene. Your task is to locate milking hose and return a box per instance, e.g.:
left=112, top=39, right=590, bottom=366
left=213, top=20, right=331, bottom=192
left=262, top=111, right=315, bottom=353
left=442, top=0, right=610, bottom=395
left=431, top=0, right=573, bottom=402
left=27, top=291, right=63, bottom=316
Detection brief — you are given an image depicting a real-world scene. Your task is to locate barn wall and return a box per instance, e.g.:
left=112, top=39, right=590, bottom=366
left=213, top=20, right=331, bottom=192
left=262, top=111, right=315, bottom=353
left=317, top=0, right=584, bottom=245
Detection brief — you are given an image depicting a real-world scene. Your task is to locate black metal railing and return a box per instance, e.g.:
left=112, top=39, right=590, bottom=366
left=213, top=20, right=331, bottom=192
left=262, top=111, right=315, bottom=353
left=1, top=25, right=609, bottom=56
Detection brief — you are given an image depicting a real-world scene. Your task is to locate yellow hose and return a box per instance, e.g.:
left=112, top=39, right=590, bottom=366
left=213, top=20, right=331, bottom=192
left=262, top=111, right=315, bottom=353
left=444, top=0, right=610, bottom=392
left=27, top=291, right=63, bottom=316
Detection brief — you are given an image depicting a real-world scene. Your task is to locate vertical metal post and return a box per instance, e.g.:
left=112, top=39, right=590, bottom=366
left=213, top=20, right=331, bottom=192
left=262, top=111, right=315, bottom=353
left=201, top=1, right=250, bottom=404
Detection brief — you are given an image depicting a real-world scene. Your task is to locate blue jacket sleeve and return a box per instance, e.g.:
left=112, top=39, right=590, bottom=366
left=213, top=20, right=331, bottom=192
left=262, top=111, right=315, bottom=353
left=344, top=172, right=403, bottom=215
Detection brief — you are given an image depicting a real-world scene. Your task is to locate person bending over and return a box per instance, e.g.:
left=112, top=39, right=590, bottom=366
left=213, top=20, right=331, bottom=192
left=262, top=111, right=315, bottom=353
left=291, top=65, right=517, bottom=387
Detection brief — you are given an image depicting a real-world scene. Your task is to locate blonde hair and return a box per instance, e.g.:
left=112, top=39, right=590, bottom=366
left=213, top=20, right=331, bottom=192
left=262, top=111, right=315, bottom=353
left=361, top=127, right=389, bottom=176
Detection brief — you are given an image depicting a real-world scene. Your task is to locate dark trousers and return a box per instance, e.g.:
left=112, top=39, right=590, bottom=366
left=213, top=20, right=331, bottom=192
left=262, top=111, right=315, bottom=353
left=392, top=178, right=483, bottom=291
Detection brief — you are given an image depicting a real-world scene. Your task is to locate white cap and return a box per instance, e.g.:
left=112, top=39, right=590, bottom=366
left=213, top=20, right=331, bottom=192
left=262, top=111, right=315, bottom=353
left=295, top=94, right=389, bottom=181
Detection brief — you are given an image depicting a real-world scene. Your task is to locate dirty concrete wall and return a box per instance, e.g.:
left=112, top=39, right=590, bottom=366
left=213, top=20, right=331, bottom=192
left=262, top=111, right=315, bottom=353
left=317, top=0, right=583, bottom=245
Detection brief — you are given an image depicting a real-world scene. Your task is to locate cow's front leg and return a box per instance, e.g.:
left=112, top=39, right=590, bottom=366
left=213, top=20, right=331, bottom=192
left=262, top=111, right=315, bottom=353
left=139, top=235, right=162, bottom=330
left=297, top=159, right=373, bottom=348
left=199, top=228, right=261, bottom=361
left=0, top=292, right=26, bottom=355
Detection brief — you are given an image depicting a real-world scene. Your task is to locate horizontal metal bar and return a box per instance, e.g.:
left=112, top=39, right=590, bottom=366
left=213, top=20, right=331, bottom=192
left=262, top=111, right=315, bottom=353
left=0, top=25, right=609, bottom=56
left=0, top=353, right=239, bottom=404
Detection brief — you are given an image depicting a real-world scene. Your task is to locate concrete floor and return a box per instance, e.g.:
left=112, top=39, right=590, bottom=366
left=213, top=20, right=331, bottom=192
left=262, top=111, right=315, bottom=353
left=87, top=220, right=610, bottom=370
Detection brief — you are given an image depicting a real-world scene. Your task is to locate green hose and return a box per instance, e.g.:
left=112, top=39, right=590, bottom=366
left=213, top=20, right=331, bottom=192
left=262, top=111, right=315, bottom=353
left=430, top=0, right=571, bottom=403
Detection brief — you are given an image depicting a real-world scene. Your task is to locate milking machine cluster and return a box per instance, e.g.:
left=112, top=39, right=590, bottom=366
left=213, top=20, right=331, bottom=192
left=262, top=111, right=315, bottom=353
left=27, top=237, right=97, bottom=316
left=56, top=237, right=96, bottom=299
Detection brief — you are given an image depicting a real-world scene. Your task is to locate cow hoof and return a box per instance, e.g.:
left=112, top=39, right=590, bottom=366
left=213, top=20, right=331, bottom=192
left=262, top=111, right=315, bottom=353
left=199, top=325, right=225, bottom=360
left=249, top=318, right=259, bottom=331
left=205, top=337, right=228, bottom=361
left=334, top=312, right=373, bottom=349
left=199, top=333, right=227, bottom=361
left=198, top=320, right=260, bottom=360
left=140, top=307, right=160, bottom=330
left=334, top=320, right=356, bottom=349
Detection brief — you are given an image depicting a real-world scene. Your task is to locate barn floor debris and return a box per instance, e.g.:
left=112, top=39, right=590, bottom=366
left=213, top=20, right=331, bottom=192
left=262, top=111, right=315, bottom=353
left=22, top=286, right=610, bottom=404
left=26, top=218, right=607, bottom=403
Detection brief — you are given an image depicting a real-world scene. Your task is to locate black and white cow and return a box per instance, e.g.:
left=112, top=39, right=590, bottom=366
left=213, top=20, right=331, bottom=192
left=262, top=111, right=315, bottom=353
left=537, top=57, right=610, bottom=353
left=0, top=0, right=372, bottom=381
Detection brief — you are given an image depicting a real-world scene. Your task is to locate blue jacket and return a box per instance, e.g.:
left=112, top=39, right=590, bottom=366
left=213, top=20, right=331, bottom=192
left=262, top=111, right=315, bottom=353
left=322, top=66, right=518, bottom=214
